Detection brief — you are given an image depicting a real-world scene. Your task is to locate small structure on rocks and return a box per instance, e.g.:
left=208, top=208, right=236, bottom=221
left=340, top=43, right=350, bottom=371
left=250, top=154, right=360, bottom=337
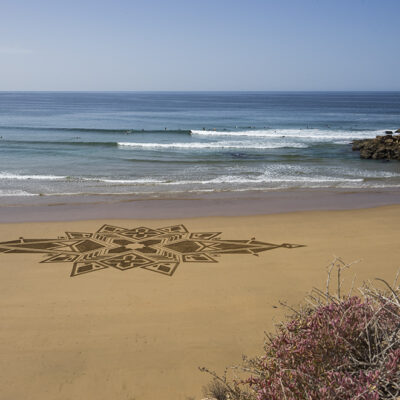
left=352, top=132, right=400, bottom=160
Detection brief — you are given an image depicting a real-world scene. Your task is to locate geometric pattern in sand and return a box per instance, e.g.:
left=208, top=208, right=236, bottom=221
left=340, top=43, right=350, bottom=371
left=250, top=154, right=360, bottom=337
left=0, top=224, right=304, bottom=277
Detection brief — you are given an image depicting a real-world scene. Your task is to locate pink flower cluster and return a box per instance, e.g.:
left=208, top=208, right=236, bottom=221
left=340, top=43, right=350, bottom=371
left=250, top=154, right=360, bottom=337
left=245, top=297, right=400, bottom=399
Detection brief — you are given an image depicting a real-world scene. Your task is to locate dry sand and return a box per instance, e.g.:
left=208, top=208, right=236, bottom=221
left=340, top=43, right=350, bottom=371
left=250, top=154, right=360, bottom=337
left=1, top=205, right=399, bottom=400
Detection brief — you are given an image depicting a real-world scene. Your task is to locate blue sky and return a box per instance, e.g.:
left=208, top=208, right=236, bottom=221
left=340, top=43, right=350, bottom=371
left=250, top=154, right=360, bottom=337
left=1, top=0, right=399, bottom=91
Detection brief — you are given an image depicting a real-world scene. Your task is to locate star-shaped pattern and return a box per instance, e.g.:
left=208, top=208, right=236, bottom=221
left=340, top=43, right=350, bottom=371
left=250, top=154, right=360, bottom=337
left=0, top=224, right=304, bottom=277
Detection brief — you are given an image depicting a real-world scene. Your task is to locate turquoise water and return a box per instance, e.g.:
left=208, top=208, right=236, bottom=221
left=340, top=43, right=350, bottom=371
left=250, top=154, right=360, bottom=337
left=0, top=91, right=399, bottom=199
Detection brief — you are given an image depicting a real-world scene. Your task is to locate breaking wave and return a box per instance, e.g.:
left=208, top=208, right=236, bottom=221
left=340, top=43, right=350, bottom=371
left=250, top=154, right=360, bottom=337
left=191, top=129, right=383, bottom=141
left=117, top=142, right=308, bottom=150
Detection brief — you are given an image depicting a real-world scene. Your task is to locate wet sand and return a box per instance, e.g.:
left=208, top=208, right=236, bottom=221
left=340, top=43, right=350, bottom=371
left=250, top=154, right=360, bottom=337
left=1, top=187, right=400, bottom=222
left=1, top=205, right=400, bottom=399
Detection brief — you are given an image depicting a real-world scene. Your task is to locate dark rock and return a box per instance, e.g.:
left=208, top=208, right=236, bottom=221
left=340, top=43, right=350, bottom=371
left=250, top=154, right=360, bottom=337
left=360, top=148, right=372, bottom=159
left=385, top=130, right=393, bottom=135
left=352, top=133, right=400, bottom=161
left=396, top=129, right=400, bottom=133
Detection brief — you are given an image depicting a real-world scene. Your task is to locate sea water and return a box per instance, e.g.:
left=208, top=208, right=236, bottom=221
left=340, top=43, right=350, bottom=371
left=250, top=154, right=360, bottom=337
left=0, top=91, right=399, bottom=200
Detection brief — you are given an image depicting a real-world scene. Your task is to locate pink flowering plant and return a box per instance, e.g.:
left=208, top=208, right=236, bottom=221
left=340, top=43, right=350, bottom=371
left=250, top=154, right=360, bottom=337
left=201, top=258, right=400, bottom=400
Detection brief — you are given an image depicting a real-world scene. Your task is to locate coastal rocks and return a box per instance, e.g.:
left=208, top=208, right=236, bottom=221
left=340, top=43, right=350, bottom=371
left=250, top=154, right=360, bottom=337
left=352, top=133, right=400, bottom=160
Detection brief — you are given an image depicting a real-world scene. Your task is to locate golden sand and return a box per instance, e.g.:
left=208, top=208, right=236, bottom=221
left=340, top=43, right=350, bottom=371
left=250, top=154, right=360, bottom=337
left=1, top=206, right=399, bottom=399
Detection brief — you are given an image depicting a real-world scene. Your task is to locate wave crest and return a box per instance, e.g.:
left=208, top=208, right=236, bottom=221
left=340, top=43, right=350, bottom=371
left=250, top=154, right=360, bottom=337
left=191, top=129, right=383, bottom=140
left=117, top=142, right=308, bottom=150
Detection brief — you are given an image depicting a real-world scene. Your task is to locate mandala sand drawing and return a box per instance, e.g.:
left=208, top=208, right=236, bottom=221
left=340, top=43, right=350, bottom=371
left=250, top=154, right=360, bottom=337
left=0, top=224, right=304, bottom=277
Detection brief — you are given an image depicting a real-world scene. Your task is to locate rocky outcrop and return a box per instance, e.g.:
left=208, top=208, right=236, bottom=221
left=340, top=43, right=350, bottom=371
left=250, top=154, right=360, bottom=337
left=352, top=134, right=400, bottom=160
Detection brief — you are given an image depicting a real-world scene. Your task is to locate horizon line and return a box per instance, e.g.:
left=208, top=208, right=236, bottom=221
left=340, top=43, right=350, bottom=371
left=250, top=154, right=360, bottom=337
left=1, top=90, right=400, bottom=93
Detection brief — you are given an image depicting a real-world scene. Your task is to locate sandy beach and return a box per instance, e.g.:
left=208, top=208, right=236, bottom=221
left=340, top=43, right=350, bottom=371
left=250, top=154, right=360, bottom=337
left=2, top=1, right=400, bottom=397
left=1, top=204, right=399, bottom=400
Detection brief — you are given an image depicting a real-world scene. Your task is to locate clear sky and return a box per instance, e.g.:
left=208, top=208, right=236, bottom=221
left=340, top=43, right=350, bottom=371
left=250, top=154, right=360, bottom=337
left=1, top=0, right=399, bottom=91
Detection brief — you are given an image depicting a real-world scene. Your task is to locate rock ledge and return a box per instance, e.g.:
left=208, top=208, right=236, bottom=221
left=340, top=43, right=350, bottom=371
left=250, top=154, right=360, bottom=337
left=352, top=133, right=400, bottom=160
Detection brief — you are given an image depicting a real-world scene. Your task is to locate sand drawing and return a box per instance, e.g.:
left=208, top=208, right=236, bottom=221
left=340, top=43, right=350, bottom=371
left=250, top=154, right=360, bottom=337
left=0, top=224, right=304, bottom=277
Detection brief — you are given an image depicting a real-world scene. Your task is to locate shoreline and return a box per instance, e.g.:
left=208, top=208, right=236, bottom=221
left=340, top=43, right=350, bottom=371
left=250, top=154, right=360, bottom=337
left=0, top=187, right=399, bottom=222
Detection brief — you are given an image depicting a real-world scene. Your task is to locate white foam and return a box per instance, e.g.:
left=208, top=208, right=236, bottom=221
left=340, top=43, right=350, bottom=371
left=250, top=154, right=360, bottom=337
left=101, top=176, right=365, bottom=186
left=98, top=178, right=165, bottom=184
left=96, top=175, right=363, bottom=186
left=0, top=169, right=390, bottom=188
left=0, top=189, right=38, bottom=196
left=165, top=176, right=364, bottom=185
left=191, top=129, right=383, bottom=141
left=118, top=141, right=308, bottom=150
left=0, top=172, right=66, bottom=181
left=0, top=173, right=165, bottom=184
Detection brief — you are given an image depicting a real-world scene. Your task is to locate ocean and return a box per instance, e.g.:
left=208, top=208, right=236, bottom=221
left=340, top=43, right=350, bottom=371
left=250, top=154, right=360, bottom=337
left=0, top=91, right=399, bottom=202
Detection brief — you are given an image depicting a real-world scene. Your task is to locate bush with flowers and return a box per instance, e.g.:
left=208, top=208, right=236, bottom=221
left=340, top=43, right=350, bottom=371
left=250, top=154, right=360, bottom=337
left=201, top=258, right=400, bottom=400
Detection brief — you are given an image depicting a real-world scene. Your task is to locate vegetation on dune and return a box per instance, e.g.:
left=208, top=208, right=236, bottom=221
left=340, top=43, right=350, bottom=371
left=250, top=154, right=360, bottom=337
left=201, top=258, right=400, bottom=400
